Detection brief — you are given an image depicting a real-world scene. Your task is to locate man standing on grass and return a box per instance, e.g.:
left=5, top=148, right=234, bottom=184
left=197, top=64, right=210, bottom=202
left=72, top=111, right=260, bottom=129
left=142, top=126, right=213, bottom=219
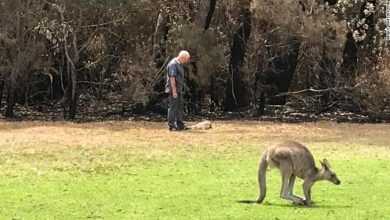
left=165, top=50, right=190, bottom=131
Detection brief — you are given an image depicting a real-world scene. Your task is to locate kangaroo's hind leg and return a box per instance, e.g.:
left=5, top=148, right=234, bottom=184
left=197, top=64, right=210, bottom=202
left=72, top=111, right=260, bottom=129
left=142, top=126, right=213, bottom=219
left=279, top=168, right=305, bottom=205
left=288, top=174, right=305, bottom=202
left=287, top=174, right=295, bottom=195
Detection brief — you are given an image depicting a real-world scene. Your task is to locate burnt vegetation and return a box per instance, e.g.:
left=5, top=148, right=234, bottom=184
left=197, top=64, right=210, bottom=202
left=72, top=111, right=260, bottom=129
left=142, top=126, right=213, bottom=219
left=0, top=0, right=389, bottom=122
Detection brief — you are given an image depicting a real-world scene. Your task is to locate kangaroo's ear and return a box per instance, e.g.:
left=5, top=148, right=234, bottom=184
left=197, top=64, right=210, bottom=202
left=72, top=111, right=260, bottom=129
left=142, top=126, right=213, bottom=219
left=323, top=158, right=331, bottom=168
left=320, top=159, right=330, bottom=170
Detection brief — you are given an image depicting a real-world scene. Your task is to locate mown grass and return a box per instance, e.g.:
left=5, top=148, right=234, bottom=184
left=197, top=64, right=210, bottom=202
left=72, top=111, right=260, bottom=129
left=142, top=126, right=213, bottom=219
left=0, top=121, right=389, bottom=219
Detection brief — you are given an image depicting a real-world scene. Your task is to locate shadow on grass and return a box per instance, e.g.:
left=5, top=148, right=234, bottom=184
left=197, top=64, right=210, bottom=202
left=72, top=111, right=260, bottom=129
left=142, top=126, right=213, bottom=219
left=236, top=200, right=257, bottom=204
left=236, top=200, right=351, bottom=209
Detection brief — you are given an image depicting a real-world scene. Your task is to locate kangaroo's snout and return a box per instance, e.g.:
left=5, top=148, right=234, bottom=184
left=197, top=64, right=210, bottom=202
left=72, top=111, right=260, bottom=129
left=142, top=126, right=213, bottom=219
left=334, top=179, right=341, bottom=185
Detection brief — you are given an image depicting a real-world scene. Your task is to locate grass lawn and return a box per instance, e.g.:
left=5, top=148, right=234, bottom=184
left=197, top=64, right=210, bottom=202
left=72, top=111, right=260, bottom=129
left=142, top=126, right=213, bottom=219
left=0, top=120, right=389, bottom=219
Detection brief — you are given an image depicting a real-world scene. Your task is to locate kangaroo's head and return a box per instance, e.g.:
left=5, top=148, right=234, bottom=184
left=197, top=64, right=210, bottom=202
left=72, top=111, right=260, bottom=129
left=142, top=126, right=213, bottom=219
left=320, top=159, right=341, bottom=185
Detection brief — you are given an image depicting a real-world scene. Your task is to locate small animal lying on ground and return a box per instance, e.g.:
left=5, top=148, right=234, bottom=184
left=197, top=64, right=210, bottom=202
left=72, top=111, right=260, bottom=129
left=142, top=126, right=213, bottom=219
left=253, top=140, right=340, bottom=206
left=189, top=120, right=212, bottom=130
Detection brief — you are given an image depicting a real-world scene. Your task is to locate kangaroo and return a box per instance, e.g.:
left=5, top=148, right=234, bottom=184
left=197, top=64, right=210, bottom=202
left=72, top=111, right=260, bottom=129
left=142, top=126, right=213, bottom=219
left=189, top=120, right=212, bottom=130
left=255, top=140, right=340, bottom=205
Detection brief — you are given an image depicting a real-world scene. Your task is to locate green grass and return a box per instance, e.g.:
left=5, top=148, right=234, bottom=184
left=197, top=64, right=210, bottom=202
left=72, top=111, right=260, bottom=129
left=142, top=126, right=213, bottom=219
left=0, top=121, right=389, bottom=219
left=1, top=150, right=389, bottom=219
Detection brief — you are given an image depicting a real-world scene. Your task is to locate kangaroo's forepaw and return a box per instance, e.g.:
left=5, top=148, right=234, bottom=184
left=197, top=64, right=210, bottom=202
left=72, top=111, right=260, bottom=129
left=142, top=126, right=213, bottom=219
left=293, top=200, right=306, bottom=206
left=302, top=200, right=315, bottom=206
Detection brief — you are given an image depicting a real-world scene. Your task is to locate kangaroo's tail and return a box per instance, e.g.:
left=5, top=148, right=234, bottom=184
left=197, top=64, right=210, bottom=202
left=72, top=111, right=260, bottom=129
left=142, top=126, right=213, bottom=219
left=255, top=150, right=268, bottom=203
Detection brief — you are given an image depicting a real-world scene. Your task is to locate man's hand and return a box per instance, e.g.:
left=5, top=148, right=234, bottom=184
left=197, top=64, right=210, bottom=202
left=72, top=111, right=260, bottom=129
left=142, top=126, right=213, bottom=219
left=170, top=77, right=178, bottom=98
left=172, top=91, right=178, bottom=99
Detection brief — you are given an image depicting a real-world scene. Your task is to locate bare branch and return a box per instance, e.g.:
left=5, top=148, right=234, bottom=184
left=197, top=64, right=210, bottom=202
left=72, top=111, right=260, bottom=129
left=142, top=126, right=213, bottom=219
left=82, top=19, right=124, bottom=28
left=76, top=81, right=109, bottom=86
left=275, top=87, right=337, bottom=97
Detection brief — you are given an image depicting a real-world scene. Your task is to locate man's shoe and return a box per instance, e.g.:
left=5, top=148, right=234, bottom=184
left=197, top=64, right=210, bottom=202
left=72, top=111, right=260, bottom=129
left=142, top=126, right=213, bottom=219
left=178, top=126, right=189, bottom=130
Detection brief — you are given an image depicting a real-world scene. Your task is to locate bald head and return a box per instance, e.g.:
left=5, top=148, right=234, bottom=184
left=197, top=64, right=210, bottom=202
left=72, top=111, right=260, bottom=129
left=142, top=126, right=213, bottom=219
left=177, top=50, right=190, bottom=64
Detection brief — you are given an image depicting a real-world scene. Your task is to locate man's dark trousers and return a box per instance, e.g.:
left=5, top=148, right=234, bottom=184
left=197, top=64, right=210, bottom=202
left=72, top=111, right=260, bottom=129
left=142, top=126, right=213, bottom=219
left=167, top=92, right=184, bottom=129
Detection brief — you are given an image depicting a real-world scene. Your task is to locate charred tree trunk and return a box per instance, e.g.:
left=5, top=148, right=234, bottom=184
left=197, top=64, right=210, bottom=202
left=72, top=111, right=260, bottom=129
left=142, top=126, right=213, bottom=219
left=268, top=37, right=301, bottom=105
left=62, top=56, right=78, bottom=120
left=62, top=8, right=82, bottom=120
left=341, top=32, right=358, bottom=78
left=152, top=10, right=169, bottom=96
left=97, top=69, right=103, bottom=101
left=195, top=0, right=216, bottom=30
left=256, top=81, right=266, bottom=115
left=255, top=70, right=266, bottom=115
left=63, top=39, right=79, bottom=120
left=254, top=19, right=270, bottom=116
left=153, top=11, right=169, bottom=69
left=67, top=65, right=78, bottom=119
left=5, top=84, right=16, bottom=118
left=5, top=65, right=20, bottom=118
left=62, top=65, right=78, bottom=120
left=0, top=80, right=4, bottom=109
left=224, top=7, right=252, bottom=111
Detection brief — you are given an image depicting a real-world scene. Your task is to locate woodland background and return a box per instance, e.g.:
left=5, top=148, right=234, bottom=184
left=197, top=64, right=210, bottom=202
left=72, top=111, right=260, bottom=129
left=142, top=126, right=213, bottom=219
left=0, top=0, right=389, bottom=122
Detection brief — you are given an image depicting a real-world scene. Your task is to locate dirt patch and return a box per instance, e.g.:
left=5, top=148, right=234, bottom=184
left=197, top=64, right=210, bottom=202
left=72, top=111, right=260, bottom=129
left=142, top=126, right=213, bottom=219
left=1, top=120, right=389, bottom=152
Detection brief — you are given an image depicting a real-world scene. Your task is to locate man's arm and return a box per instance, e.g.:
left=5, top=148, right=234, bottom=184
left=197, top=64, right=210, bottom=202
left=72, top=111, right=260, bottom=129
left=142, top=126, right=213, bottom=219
left=170, top=77, right=178, bottom=98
